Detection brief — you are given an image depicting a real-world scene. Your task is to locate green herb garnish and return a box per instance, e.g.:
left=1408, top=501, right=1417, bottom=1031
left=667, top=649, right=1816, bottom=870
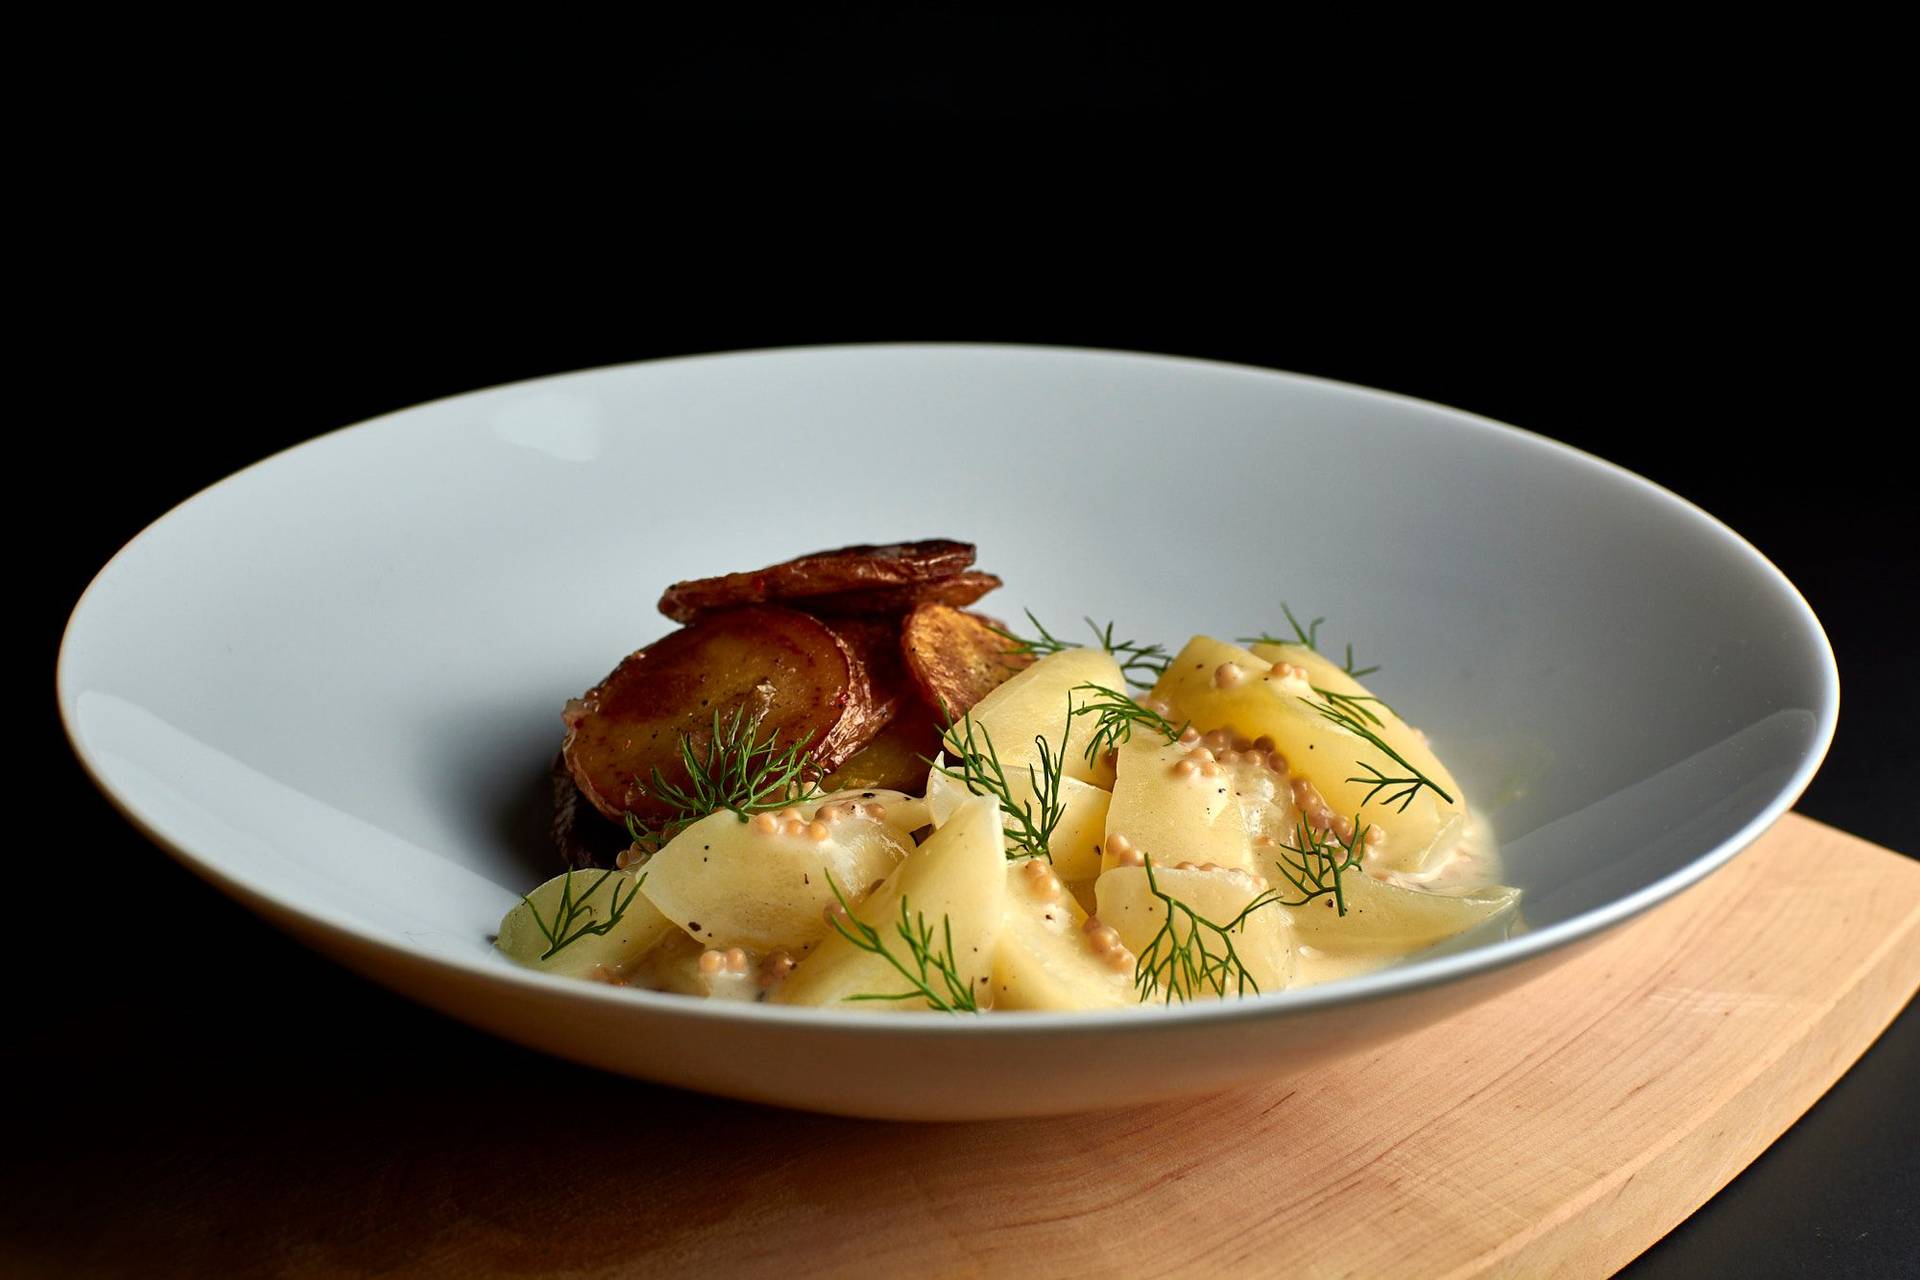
left=626, top=705, right=821, bottom=849
left=522, top=869, right=645, bottom=961
left=1302, top=696, right=1454, bottom=813
left=1309, top=685, right=1392, bottom=729
left=1133, top=816, right=1372, bottom=1000
left=990, top=611, right=1172, bottom=688
left=1132, top=858, right=1272, bottom=1003
left=930, top=709, right=1067, bottom=862
left=1240, top=602, right=1380, bottom=679
left=1264, top=816, right=1367, bottom=917
left=1068, top=682, right=1187, bottom=765
left=826, top=876, right=979, bottom=1013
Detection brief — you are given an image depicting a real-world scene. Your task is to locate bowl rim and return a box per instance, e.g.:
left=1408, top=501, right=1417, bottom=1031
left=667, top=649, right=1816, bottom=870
left=55, top=341, right=1841, bottom=1036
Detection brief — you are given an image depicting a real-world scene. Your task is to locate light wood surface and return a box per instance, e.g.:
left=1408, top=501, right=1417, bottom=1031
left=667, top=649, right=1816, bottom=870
left=22, top=814, right=1920, bottom=1277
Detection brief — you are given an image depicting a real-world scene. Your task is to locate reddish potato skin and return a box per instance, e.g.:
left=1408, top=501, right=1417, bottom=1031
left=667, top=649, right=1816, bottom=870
left=657, top=540, right=977, bottom=622
left=823, top=616, right=912, bottom=725
left=550, top=755, right=629, bottom=870
left=561, top=606, right=876, bottom=823
left=900, top=603, right=1035, bottom=721
left=812, top=619, right=891, bottom=768
left=801, top=571, right=1003, bottom=619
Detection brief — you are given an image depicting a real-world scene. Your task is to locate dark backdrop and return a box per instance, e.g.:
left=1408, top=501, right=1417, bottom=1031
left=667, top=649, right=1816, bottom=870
left=31, top=220, right=1915, bottom=1277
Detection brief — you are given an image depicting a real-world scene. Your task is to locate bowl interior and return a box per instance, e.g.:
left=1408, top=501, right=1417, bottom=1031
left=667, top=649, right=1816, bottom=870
left=60, top=345, right=1835, bottom=1016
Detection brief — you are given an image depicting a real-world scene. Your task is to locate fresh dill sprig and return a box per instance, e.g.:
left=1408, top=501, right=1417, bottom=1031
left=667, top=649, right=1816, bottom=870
left=1262, top=815, right=1366, bottom=917
left=522, top=869, right=645, bottom=961
left=991, top=609, right=1077, bottom=662
left=1068, top=683, right=1187, bottom=765
left=930, top=710, right=1067, bottom=862
left=989, top=612, right=1172, bottom=689
left=1310, top=685, right=1391, bottom=729
left=1239, top=602, right=1323, bottom=651
left=1240, top=602, right=1380, bottom=680
left=626, top=705, right=822, bottom=848
left=1083, top=619, right=1174, bottom=686
left=624, top=811, right=669, bottom=853
left=1128, top=817, right=1377, bottom=1001
left=826, top=877, right=979, bottom=1013
left=1302, top=696, right=1455, bottom=812
left=1132, top=858, right=1271, bottom=1003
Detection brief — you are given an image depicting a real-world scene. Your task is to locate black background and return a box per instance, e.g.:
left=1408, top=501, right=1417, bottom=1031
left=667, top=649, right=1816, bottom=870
left=23, top=45, right=1916, bottom=1275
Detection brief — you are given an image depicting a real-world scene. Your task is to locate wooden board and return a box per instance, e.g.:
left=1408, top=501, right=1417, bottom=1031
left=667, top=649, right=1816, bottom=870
left=24, top=815, right=1920, bottom=1277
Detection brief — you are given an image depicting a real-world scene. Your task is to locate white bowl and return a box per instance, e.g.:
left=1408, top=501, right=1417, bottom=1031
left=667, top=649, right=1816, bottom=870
left=58, top=345, right=1837, bottom=1120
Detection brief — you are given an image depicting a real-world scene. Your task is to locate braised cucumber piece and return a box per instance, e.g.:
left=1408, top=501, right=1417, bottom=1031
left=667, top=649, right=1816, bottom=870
left=947, top=647, right=1126, bottom=788
left=1152, top=636, right=1467, bottom=872
left=992, top=861, right=1132, bottom=1011
left=639, top=801, right=911, bottom=953
left=497, top=868, right=678, bottom=980
left=1094, top=863, right=1295, bottom=999
left=1102, top=733, right=1258, bottom=875
left=927, top=759, right=1111, bottom=885
left=1274, top=871, right=1519, bottom=955
left=776, top=796, right=1008, bottom=1011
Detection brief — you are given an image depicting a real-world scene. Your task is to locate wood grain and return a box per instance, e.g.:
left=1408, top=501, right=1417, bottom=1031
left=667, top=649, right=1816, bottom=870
left=7, top=814, right=1915, bottom=1278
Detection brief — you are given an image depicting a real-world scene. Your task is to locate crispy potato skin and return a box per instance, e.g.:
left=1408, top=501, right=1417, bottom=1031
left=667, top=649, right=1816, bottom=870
left=802, top=571, right=1003, bottom=618
left=657, top=539, right=977, bottom=622
left=566, top=542, right=1007, bottom=836
left=813, top=619, right=892, bottom=768
left=549, top=755, right=630, bottom=870
left=823, top=616, right=912, bottom=720
left=561, top=606, right=876, bottom=823
left=901, top=603, right=1034, bottom=720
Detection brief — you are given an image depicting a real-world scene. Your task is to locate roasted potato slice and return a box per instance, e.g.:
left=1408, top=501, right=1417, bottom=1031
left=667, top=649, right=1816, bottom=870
left=901, top=603, right=1034, bottom=720
left=562, top=606, right=880, bottom=823
left=549, top=754, right=632, bottom=870
left=802, top=571, right=1003, bottom=618
left=822, top=702, right=945, bottom=793
left=657, top=539, right=977, bottom=622
left=817, top=609, right=940, bottom=795
left=822, top=616, right=912, bottom=727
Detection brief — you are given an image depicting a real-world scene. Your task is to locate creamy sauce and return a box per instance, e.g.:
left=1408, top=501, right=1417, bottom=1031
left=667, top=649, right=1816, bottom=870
left=518, top=638, right=1523, bottom=1012
left=622, top=814, right=1512, bottom=999
left=1293, top=948, right=1396, bottom=986
left=1297, top=813, right=1513, bottom=988
left=627, top=935, right=782, bottom=1001
left=1375, top=812, right=1504, bottom=897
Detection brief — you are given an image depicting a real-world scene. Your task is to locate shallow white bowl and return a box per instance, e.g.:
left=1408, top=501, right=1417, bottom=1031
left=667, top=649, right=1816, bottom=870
left=58, top=345, right=1837, bottom=1120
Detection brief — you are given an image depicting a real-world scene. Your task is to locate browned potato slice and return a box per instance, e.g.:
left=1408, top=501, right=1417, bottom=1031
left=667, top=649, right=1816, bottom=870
left=801, top=571, right=1003, bottom=618
left=657, top=539, right=976, bottom=622
left=822, top=616, right=912, bottom=728
left=562, top=606, right=879, bottom=823
left=813, top=617, right=897, bottom=768
left=549, top=754, right=631, bottom=870
left=822, top=703, right=945, bottom=793
left=901, top=603, right=1034, bottom=720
